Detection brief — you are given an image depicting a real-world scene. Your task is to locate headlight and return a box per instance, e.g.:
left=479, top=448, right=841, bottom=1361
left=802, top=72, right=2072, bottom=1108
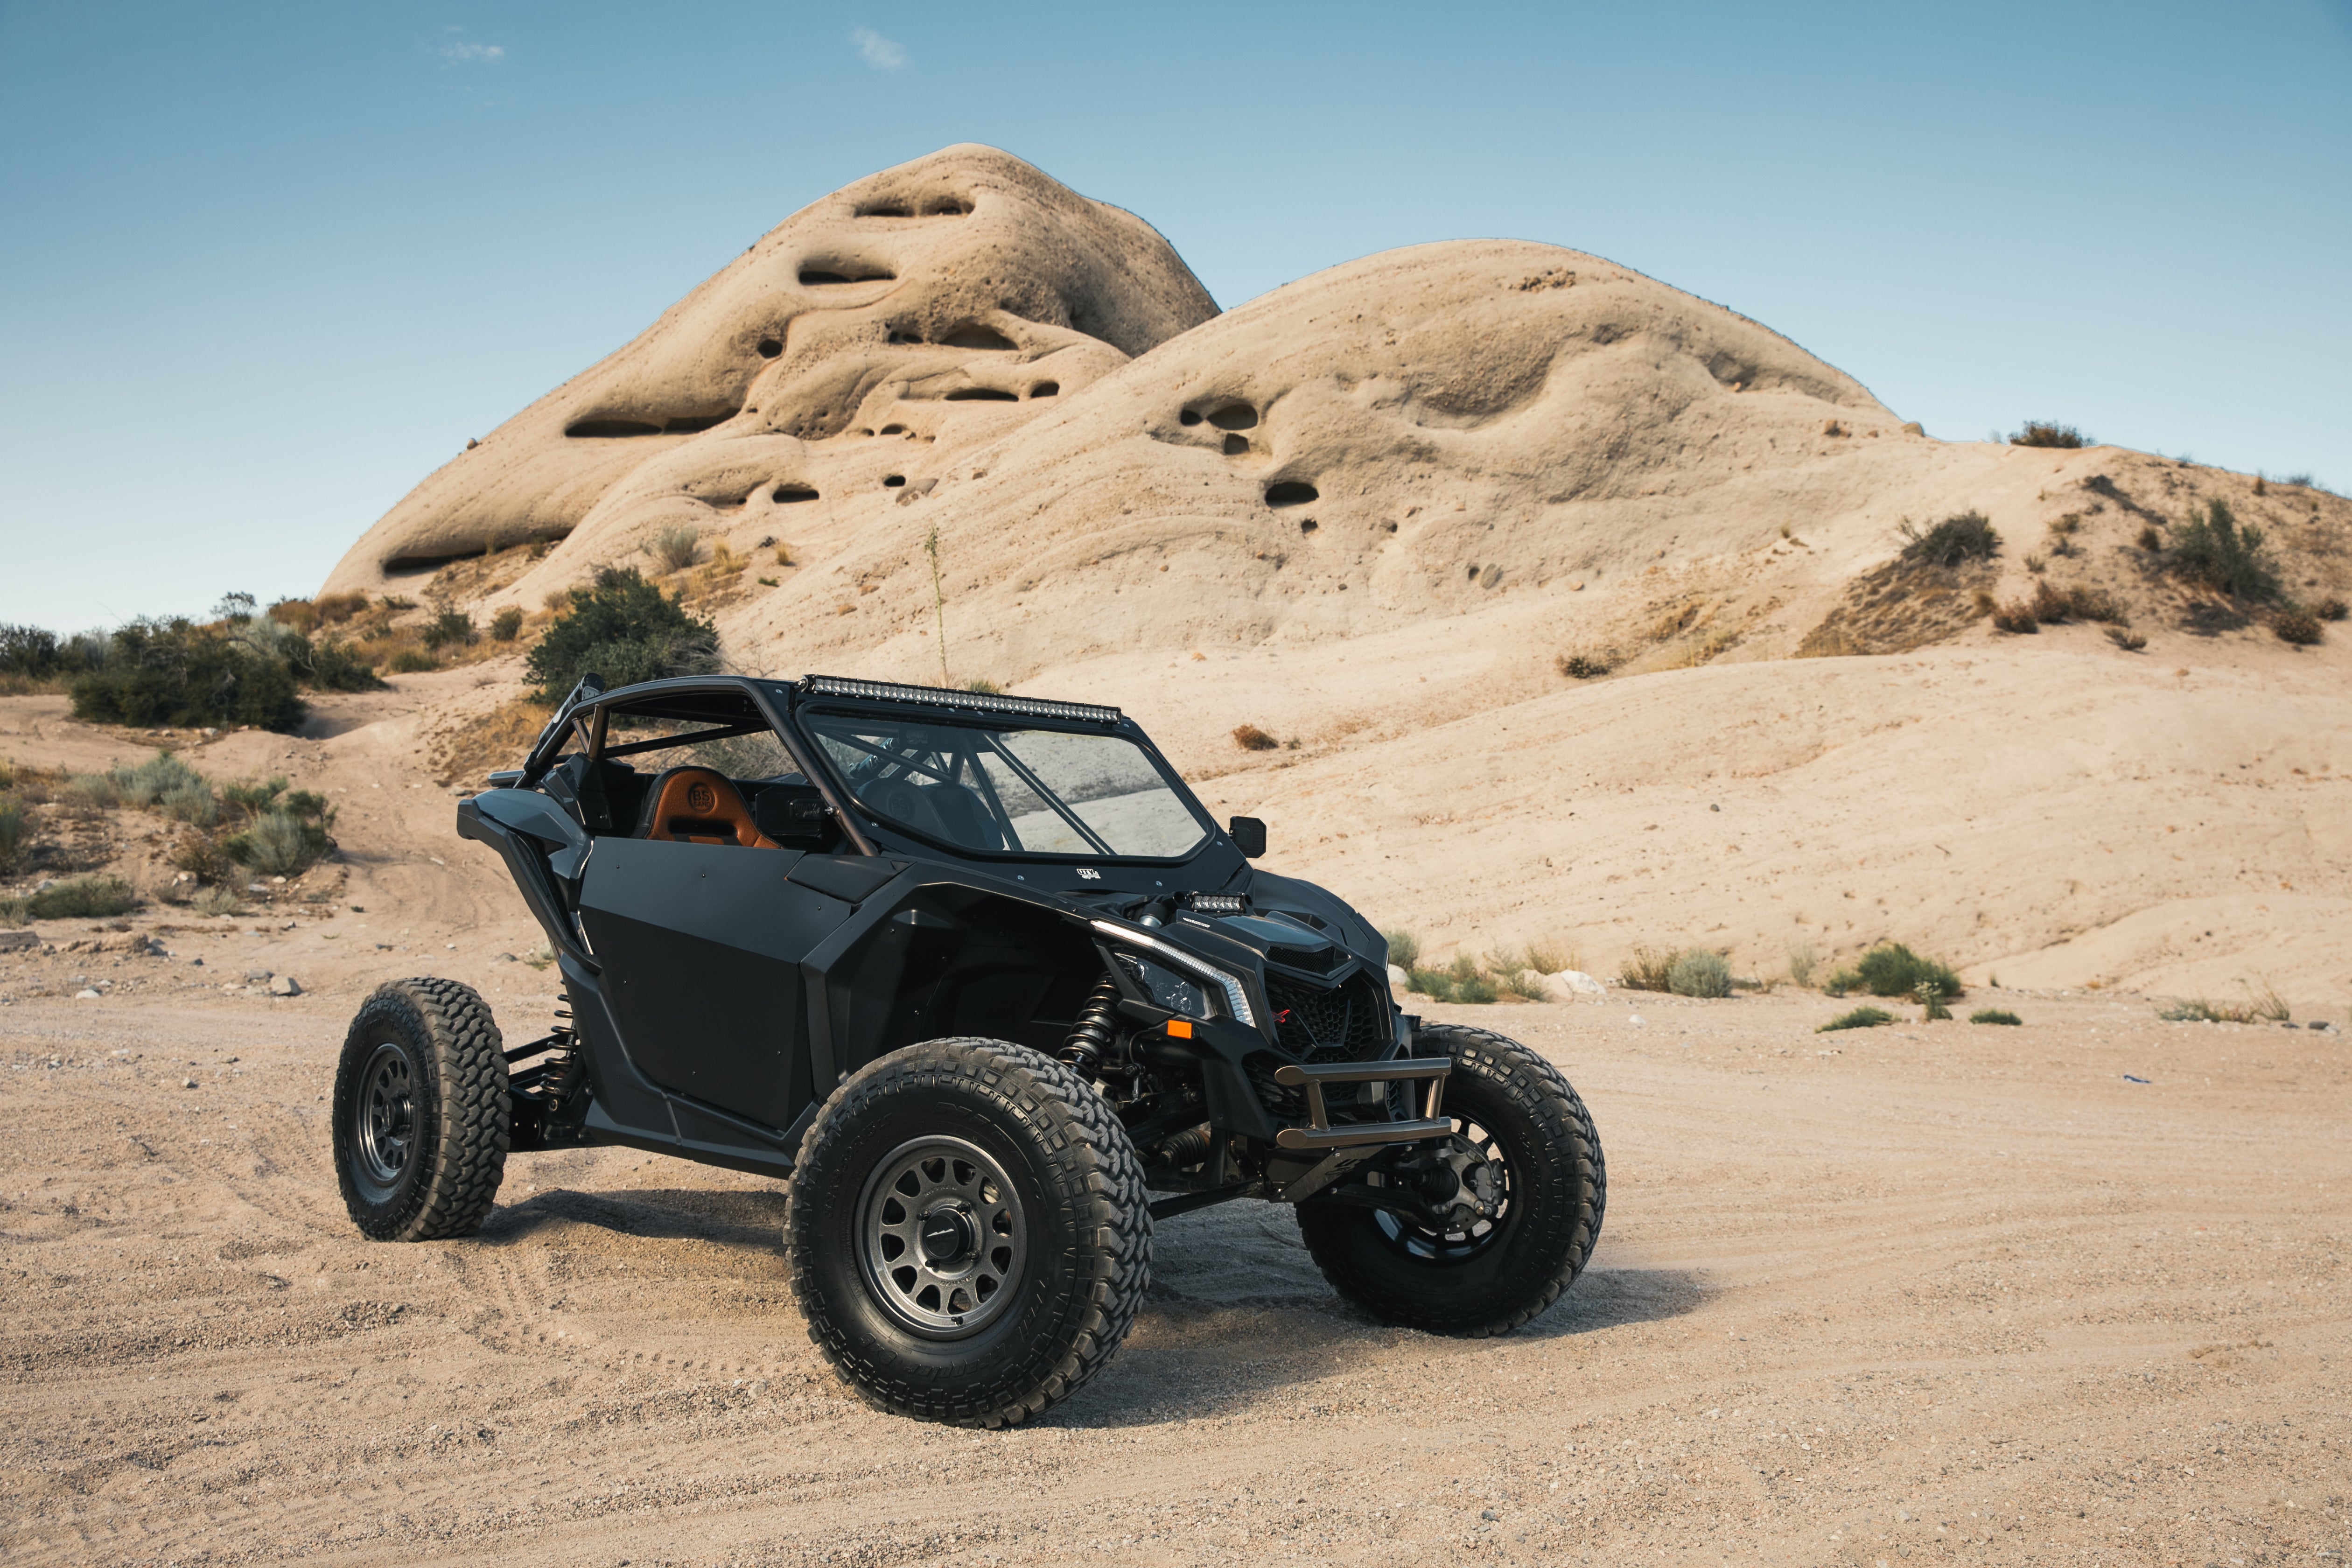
left=1115, top=952, right=1212, bottom=1020
left=1090, top=919, right=1256, bottom=1027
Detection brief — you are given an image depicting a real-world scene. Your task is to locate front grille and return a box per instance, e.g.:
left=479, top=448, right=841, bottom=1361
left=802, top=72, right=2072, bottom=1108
left=1265, top=971, right=1388, bottom=1064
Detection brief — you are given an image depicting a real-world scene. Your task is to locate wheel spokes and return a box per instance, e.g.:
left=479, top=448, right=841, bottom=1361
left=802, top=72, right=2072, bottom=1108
left=856, top=1137, right=1028, bottom=1337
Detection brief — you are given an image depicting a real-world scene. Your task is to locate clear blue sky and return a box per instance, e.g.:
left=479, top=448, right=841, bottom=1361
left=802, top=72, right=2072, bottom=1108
left=3, top=1, right=2346, bottom=631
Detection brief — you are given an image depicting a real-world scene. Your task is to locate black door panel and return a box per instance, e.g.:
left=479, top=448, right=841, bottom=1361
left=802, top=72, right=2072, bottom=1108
left=578, top=839, right=853, bottom=1130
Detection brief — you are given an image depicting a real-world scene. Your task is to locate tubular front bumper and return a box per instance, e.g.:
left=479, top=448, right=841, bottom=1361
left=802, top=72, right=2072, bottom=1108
left=1270, top=1056, right=1451, bottom=1150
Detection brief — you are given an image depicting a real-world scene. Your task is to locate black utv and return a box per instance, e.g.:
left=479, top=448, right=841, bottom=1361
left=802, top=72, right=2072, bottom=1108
left=332, top=673, right=1606, bottom=1426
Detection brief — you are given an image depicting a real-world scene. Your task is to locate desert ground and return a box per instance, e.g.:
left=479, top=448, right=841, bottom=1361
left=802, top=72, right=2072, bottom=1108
left=2, top=686, right=2347, bottom=1566
left=5, top=143, right=2349, bottom=1564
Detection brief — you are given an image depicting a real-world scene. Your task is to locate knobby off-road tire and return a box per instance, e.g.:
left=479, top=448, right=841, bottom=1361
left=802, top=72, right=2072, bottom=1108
left=332, top=978, right=511, bottom=1241
left=1296, top=1022, right=1605, bottom=1336
left=787, top=1038, right=1151, bottom=1428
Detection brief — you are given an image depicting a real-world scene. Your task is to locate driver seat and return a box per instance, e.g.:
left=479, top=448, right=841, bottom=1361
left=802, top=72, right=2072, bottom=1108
left=635, top=767, right=778, bottom=848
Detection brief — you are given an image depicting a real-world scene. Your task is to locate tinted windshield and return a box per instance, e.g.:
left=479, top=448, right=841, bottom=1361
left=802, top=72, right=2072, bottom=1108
left=803, top=712, right=1211, bottom=860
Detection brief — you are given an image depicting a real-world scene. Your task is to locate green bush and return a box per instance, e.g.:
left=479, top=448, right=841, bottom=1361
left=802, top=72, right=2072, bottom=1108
left=387, top=648, right=438, bottom=673
left=2167, top=499, right=2279, bottom=600
left=2274, top=605, right=2323, bottom=645
left=28, top=875, right=137, bottom=919
left=525, top=567, right=721, bottom=702
left=1382, top=928, right=1421, bottom=970
left=1898, top=510, right=2001, bottom=568
left=0, top=895, right=24, bottom=924
left=222, top=777, right=287, bottom=817
left=1970, top=1009, right=2023, bottom=1026
left=0, top=796, right=24, bottom=873
left=1819, top=1005, right=1895, bottom=1032
left=490, top=606, right=525, bottom=642
left=1851, top=942, right=1961, bottom=999
left=69, top=619, right=306, bottom=732
left=1408, top=954, right=1498, bottom=1004
left=2010, top=421, right=2089, bottom=449
left=158, top=780, right=218, bottom=826
left=111, top=750, right=208, bottom=807
left=285, top=634, right=386, bottom=692
left=192, top=885, right=241, bottom=916
left=1666, top=948, right=1732, bottom=998
left=422, top=609, right=476, bottom=651
left=224, top=809, right=329, bottom=876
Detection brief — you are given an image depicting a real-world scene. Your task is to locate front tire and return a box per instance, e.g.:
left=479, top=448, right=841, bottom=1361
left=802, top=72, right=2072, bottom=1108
left=1296, top=1023, right=1604, bottom=1335
left=786, top=1038, right=1150, bottom=1428
left=332, top=978, right=511, bottom=1240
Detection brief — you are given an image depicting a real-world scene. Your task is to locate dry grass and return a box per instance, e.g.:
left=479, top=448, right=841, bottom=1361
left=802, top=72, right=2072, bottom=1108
left=433, top=697, right=557, bottom=786
left=1232, top=724, right=1279, bottom=752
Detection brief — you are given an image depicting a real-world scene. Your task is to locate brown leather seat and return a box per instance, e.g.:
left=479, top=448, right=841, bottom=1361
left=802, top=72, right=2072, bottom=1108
left=634, top=767, right=778, bottom=848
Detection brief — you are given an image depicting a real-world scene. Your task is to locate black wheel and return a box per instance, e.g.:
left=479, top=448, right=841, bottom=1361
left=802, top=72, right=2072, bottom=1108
left=786, top=1037, right=1150, bottom=1428
left=1296, top=1023, right=1605, bottom=1335
left=332, top=978, right=511, bottom=1241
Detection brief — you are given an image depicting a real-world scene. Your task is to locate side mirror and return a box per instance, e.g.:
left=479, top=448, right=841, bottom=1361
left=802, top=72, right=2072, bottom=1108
left=1227, top=815, right=1267, bottom=858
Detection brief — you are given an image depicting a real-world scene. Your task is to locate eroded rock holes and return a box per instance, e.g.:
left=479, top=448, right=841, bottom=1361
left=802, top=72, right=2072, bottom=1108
left=772, top=485, right=819, bottom=504
left=944, top=388, right=1019, bottom=402
left=756, top=338, right=783, bottom=359
left=1265, top=482, right=1318, bottom=508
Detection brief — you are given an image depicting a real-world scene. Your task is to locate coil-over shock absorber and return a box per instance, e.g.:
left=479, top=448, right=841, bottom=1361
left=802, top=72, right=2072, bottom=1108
left=1060, top=974, right=1122, bottom=1077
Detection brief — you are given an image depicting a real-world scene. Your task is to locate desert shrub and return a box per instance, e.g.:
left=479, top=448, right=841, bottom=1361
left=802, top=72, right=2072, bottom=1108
left=490, top=606, right=525, bottom=642
left=158, top=779, right=218, bottom=826
left=1409, top=954, right=1498, bottom=1005
left=387, top=648, right=438, bottom=673
left=1666, top=948, right=1733, bottom=998
left=2030, top=581, right=2125, bottom=625
left=1990, top=600, right=2039, bottom=634
left=0, top=796, right=24, bottom=873
left=221, top=777, right=287, bottom=817
left=223, top=809, right=329, bottom=876
left=2158, top=998, right=2249, bottom=1023
left=1617, top=945, right=1676, bottom=992
left=1558, top=651, right=1613, bottom=679
left=1382, top=928, right=1422, bottom=970
left=525, top=566, right=720, bottom=702
left=0, top=896, right=23, bottom=924
left=965, top=678, right=1002, bottom=694
left=111, top=749, right=208, bottom=807
left=69, top=618, right=305, bottom=732
left=28, top=875, right=137, bottom=919
left=2010, top=421, right=2089, bottom=448
left=2315, top=596, right=2348, bottom=622
left=644, top=525, right=702, bottom=574
left=2106, top=627, right=2148, bottom=651
left=2274, top=605, right=2323, bottom=645
left=170, top=830, right=236, bottom=885
left=2136, top=525, right=2163, bottom=552
left=1898, top=510, right=2001, bottom=568
left=192, top=885, right=241, bottom=916
left=1232, top=723, right=1279, bottom=751
left=1971, top=1008, right=2023, bottom=1026
left=1853, top=942, right=1961, bottom=999
left=1917, top=982, right=1953, bottom=1020
left=283, top=634, right=385, bottom=691
left=1787, top=944, right=1817, bottom=987
left=421, top=608, right=476, bottom=651
left=1819, top=1005, right=1895, bottom=1032
left=2167, top=499, right=2279, bottom=600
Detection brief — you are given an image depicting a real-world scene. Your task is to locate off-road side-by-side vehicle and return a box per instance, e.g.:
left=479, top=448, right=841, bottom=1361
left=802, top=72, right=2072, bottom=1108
left=333, top=673, right=1606, bottom=1425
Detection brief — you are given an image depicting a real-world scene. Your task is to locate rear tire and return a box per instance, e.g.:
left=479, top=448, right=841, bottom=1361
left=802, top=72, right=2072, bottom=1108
left=786, top=1038, right=1150, bottom=1428
left=1296, top=1023, right=1604, bottom=1335
left=332, top=978, right=511, bottom=1241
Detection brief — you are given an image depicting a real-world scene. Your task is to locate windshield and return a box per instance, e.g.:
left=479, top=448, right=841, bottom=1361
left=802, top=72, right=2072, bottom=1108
left=802, top=712, right=1211, bottom=860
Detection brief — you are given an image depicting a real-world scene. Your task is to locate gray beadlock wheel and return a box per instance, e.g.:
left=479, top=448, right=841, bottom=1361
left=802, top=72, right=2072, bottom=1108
left=787, top=1037, right=1150, bottom=1428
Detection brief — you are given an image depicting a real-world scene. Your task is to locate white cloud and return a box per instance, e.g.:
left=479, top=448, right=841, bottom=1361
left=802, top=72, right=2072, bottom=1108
left=851, top=28, right=905, bottom=70
left=441, top=42, right=505, bottom=63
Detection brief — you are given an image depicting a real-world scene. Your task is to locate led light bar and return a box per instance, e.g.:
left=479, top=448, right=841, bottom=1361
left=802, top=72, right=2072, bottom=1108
left=1182, top=893, right=1246, bottom=915
left=801, top=675, right=1120, bottom=726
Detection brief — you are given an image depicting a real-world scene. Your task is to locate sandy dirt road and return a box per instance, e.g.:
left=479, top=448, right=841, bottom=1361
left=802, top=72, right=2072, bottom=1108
left=2, top=978, right=2344, bottom=1567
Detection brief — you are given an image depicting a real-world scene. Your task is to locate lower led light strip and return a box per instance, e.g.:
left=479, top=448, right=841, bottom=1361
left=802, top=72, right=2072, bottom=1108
left=1089, top=919, right=1256, bottom=1027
